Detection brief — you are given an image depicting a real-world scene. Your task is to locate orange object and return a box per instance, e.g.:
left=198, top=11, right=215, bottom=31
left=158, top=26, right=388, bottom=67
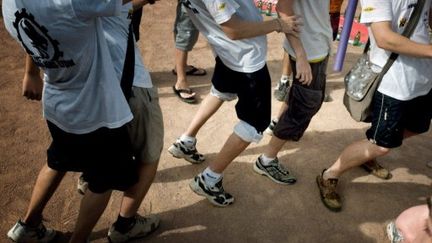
left=330, top=0, right=344, bottom=14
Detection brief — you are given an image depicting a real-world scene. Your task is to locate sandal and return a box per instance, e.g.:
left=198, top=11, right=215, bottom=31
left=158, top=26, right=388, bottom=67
left=172, top=65, right=207, bottom=76
left=360, top=160, right=392, bottom=180
left=172, top=86, right=196, bottom=104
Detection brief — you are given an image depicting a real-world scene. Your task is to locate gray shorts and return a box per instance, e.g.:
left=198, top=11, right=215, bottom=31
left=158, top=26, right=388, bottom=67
left=128, top=86, right=164, bottom=164
left=173, top=1, right=199, bottom=51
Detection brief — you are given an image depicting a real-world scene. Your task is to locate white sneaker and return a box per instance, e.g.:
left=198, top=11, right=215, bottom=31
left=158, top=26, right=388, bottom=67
left=107, top=214, right=160, bottom=243
left=264, top=119, right=278, bottom=136
left=189, top=173, right=234, bottom=207
left=7, top=220, right=56, bottom=243
left=77, top=175, right=88, bottom=195
left=168, top=139, right=205, bottom=164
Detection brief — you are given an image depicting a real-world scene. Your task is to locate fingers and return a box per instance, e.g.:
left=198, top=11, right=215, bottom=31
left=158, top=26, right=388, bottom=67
left=279, top=15, right=302, bottom=35
left=295, top=64, right=313, bottom=86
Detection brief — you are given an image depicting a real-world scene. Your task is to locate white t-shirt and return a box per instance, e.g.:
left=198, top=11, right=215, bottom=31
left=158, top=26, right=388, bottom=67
left=182, top=0, right=267, bottom=73
left=283, top=0, right=333, bottom=61
left=102, top=3, right=153, bottom=88
left=2, top=0, right=133, bottom=134
left=360, top=0, right=432, bottom=100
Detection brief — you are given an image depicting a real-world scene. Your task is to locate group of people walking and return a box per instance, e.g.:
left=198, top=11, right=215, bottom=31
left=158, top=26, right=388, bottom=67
left=2, top=0, right=431, bottom=242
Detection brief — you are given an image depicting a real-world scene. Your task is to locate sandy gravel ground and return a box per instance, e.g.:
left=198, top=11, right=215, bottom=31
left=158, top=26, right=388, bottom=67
left=0, top=2, right=431, bottom=242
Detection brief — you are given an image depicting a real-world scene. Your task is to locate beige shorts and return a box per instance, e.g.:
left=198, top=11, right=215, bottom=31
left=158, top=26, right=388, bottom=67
left=127, top=86, right=164, bottom=164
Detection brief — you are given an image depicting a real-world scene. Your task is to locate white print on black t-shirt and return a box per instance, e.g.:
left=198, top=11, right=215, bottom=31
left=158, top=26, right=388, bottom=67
left=13, top=9, right=75, bottom=69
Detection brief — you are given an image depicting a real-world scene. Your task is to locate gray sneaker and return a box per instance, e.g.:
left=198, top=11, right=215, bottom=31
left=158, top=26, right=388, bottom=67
left=274, top=79, right=290, bottom=101
left=168, top=139, right=205, bottom=164
left=7, top=220, right=56, bottom=243
left=386, top=221, right=404, bottom=243
left=189, top=173, right=234, bottom=207
left=253, top=156, right=297, bottom=185
left=108, top=214, right=160, bottom=243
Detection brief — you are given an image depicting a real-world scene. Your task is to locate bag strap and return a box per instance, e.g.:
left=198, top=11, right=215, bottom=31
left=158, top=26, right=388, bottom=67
left=120, top=10, right=136, bottom=100
left=375, top=0, right=425, bottom=83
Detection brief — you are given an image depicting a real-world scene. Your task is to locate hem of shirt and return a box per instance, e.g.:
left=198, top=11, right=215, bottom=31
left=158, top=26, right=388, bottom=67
left=286, top=49, right=330, bottom=63
left=132, top=83, right=153, bottom=89
left=44, top=114, right=133, bottom=135
left=221, top=61, right=266, bottom=73
left=360, top=17, right=392, bottom=25
left=377, top=87, right=432, bottom=101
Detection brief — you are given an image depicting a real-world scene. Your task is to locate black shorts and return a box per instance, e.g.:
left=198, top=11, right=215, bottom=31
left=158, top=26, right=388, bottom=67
left=211, top=57, right=271, bottom=133
left=366, top=89, right=432, bottom=148
left=46, top=121, right=138, bottom=193
left=273, top=56, right=328, bottom=141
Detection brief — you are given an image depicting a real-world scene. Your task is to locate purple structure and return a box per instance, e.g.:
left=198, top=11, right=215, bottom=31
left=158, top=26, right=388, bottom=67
left=333, top=0, right=358, bottom=72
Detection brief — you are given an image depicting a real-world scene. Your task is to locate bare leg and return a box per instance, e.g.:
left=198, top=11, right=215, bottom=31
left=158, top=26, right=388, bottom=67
left=175, top=49, right=195, bottom=99
left=184, top=95, right=224, bottom=137
left=69, top=190, right=112, bottom=243
left=281, top=51, right=292, bottom=77
left=23, top=164, right=65, bottom=227
left=276, top=102, right=288, bottom=119
left=209, top=133, right=250, bottom=173
left=118, top=162, right=159, bottom=218
left=325, top=139, right=390, bottom=178
left=263, top=136, right=287, bottom=159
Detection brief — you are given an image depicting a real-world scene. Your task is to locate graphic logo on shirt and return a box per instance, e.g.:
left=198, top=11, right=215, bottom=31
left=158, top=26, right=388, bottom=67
left=13, top=9, right=75, bottom=69
left=181, top=0, right=199, bottom=14
left=218, top=3, right=226, bottom=11
left=362, top=7, right=375, bottom=12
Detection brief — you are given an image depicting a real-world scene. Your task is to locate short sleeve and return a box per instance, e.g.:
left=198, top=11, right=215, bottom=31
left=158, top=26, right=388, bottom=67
left=202, top=0, right=239, bottom=24
left=360, top=0, right=392, bottom=24
left=72, top=0, right=122, bottom=20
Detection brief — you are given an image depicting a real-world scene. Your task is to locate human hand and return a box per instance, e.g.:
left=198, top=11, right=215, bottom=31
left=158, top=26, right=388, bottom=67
left=295, top=57, right=312, bottom=86
left=22, top=73, right=43, bottom=100
left=277, top=15, right=302, bottom=37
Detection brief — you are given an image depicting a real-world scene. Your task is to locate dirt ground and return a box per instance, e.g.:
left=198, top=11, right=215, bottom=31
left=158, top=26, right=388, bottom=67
left=1, top=2, right=431, bottom=243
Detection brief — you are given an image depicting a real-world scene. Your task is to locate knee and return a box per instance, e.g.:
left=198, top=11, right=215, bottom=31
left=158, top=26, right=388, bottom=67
left=210, top=86, right=237, bottom=101
left=233, top=120, right=263, bottom=143
left=374, top=145, right=391, bottom=156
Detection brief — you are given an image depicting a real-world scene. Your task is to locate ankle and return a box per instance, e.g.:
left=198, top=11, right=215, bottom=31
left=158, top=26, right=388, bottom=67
left=323, top=169, right=339, bottom=180
left=114, top=215, right=136, bottom=234
left=260, top=154, right=276, bottom=166
left=22, top=216, right=42, bottom=228
left=203, top=167, right=222, bottom=187
left=179, top=135, right=196, bottom=147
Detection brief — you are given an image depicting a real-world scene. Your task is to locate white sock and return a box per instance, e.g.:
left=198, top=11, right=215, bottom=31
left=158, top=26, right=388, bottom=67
left=179, top=134, right=196, bottom=148
left=280, top=75, right=289, bottom=83
left=260, top=154, right=276, bottom=166
left=202, top=167, right=222, bottom=187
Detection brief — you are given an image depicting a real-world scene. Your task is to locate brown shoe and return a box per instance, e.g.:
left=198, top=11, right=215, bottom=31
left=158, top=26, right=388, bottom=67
left=316, top=170, right=342, bottom=212
left=360, top=160, right=392, bottom=180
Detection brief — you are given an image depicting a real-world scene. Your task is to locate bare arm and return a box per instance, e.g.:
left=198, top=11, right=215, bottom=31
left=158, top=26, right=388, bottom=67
left=220, top=13, right=300, bottom=40
left=371, top=21, right=432, bottom=58
left=277, top=0, right=312, bottom=85
left=23, top=55, right=43, bottom=100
